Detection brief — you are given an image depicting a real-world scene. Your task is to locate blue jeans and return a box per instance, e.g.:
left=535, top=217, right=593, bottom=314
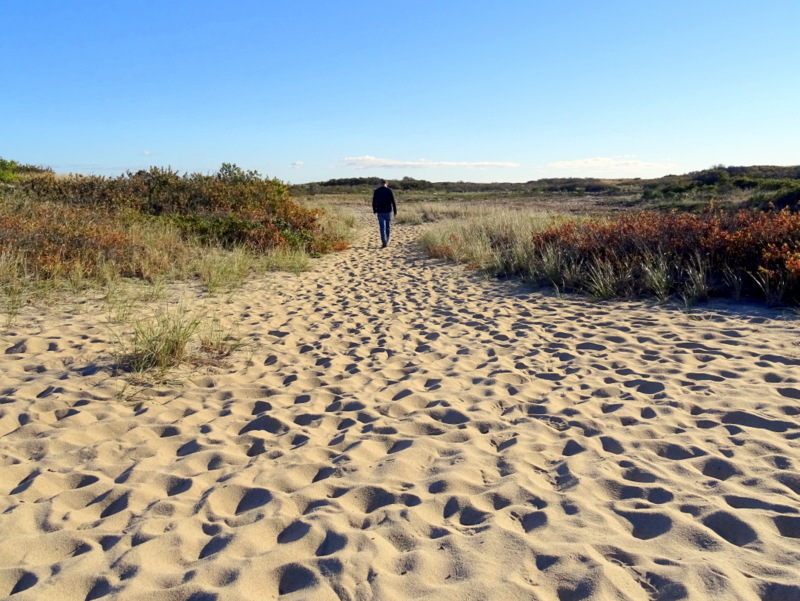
left=377, top=212, right=393, bottom=246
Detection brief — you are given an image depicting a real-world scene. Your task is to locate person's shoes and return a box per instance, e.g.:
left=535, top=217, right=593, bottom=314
left=382, top=243, right=387, bottom=248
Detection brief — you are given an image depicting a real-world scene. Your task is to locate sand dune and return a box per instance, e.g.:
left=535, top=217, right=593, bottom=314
left=2, top=206, right=800, bottom=601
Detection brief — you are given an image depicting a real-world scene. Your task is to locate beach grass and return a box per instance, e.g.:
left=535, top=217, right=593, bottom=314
left=418, top=206, right=563, bottom=276
left=420, top=205, right=800, bottom=306
left=111, top=303, right=250, bottom=378
left=118, top=304, right=204, bottom=373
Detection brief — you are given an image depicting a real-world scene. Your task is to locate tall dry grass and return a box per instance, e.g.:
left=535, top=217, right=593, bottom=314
left=395, top=202, right=490, bottom=225
left=418, top=206, right=560, bottom=276
left=420, top=205, right=800, bottom=306
left=296, top=198, right=360, bottom=246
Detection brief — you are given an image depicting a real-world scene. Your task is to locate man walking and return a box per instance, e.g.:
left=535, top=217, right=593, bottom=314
left=372, top=179, right=397, bottom=248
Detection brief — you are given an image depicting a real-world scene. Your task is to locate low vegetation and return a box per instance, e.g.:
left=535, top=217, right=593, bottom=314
left=0, top=158, right=358, bottom=378
left=292, top=165, right=800, bottom=213
left=109, top=302, right=252, bottom=384
left=421, top=205, right=800, bottom=306
left=297, top=165, right=799, bottom=307
left=419, top=207, right=559, bottom=276
left=0, top=161, right=357, bottom=310
left=4, top=157, right=799, bottom=379
left=0, top=157, right=52, bottom=183
left=12, top=163, right=351, bottom=255
left=394, top=202, right=508, bottom=225
left=118, top=304, right=205, bottom=373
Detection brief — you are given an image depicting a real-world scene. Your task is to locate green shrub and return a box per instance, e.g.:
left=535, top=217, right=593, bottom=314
left=0, top=163, right=17, bottom=183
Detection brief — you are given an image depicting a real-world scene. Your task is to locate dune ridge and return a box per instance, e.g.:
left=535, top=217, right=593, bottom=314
left=1, top=206, right=800, bottom=601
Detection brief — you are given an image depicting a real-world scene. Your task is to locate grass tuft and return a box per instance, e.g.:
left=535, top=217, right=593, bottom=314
left=195, top=247, right=255, bottom=294
left=419, top=206, right=558, bottom=276
left=197, top=316, right=247, bottom=360
left=640, top=252, right=675, bottom=302
left=260, top=246, right=311, bottom=274
left=118, top=305, right=204, bottom=373
left=111, top=303, right=250, bottom=381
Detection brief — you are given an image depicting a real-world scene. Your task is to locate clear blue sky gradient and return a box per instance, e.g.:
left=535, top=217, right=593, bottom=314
left=3, top=1, right=798, bottom=183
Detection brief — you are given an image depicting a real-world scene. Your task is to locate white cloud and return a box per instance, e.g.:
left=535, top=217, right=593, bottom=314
left=142, top=150, right=154, bottom=156
left=291, top=161, right=304, bottom=168
left=342, top=155, right=519, bottom=169
left=547, top=156, right=678, bottom=175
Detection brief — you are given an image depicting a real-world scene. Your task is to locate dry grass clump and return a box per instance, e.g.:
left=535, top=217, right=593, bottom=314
left=119, top=305, right=204, bottom=373
left=113, top=305, right=249, bottom=377
left=296, top=198, right=360, bottom=245
left=422, top=205, right=800, bottom=306
left=259, top=247, right=311, bottom=274
left=194, top=247, right=255, bottom=294
left=395, top=203, right=488, bottom=225
left=418, top=207, right=559, bottom=275
left=197, top=316, right=248, bottom=360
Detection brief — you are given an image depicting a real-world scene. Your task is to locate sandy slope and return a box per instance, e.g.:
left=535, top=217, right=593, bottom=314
left=1, top=206, right=800, bottom=601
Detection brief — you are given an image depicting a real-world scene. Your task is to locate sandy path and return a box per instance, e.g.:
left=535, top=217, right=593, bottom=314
left=1, top=206, right=800, bottom=601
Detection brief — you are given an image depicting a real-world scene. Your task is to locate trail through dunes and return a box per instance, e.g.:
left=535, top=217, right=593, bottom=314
left=1, top=206, right=800, bottom=601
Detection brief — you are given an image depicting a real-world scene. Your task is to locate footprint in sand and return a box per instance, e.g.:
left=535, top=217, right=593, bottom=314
left=3, top=204, right=800, bottom=599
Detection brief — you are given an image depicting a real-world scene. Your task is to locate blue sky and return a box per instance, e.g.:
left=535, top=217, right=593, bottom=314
left=3, top=1, right=798, bottom=183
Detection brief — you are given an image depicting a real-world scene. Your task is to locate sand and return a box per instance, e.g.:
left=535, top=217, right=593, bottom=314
left=1, top=206, right=800, bottom=601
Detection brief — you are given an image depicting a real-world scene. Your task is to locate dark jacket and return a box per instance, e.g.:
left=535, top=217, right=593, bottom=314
left=372, top=185, right=396, bottom=214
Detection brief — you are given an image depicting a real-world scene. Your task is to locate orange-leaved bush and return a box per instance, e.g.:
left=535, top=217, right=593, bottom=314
left=2, top=165, right=350, bottom=285
left=18, top=166, right=349, bottom=254
left=527, top=206, right=800, bottom=304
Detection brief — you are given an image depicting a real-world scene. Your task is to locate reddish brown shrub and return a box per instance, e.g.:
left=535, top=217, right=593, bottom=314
left=531, top=206, right=800, bottom=304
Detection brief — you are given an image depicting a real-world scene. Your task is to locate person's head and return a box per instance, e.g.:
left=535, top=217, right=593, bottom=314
left=380, top=179, right=388, bottom=187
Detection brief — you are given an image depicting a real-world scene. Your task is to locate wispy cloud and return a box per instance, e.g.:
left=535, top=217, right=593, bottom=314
left=142, top=150, right=154, bottom=156
left=291, top=161, right=304, bottom=168
left=547, top=156, right=678, bottom=175
left=342, top=155, right=519, bottom=170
